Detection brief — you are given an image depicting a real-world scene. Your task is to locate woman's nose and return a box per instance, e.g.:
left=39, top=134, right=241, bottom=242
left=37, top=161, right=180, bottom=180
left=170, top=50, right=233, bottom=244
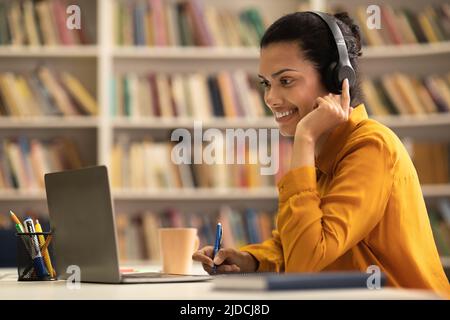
left=265, top=88, right=283, bottom=108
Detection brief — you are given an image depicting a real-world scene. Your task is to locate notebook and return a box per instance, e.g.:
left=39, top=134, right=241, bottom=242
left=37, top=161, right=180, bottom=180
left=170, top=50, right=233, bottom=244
left=212, top=271, right=386, bottom=291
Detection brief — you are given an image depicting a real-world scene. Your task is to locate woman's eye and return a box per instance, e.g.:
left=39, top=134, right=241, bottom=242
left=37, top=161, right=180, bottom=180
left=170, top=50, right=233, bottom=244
left=259, top=80, right=270, bottom=88
left=280, top=78, right=293, bottom=86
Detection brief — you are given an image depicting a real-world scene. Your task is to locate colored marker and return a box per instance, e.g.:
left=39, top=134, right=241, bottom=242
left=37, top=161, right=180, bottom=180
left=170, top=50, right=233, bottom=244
left=23, top=217, right=49, bottom=278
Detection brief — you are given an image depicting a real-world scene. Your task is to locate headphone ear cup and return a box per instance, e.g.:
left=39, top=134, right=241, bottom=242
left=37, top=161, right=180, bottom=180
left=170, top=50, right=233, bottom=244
left=325, top=62, right=341, bottom=94
left=338, top=65, right=356, bottom=90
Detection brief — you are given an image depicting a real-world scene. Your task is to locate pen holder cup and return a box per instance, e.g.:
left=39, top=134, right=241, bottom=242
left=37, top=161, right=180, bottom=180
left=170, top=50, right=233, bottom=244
left=16, top=232, right=57, bottom=281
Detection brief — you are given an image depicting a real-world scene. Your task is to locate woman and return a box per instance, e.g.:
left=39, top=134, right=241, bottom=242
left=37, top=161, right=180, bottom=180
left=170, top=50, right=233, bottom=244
left=192, top=11, right=449, bottom=296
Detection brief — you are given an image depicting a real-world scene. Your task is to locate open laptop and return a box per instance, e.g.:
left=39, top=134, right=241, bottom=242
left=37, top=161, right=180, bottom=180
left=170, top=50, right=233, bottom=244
left=44, top=165, right=212, bottom=283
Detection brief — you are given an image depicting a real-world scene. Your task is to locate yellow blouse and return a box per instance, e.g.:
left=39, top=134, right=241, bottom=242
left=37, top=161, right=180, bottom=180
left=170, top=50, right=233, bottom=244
left=241, top=104, right=450, bottom=297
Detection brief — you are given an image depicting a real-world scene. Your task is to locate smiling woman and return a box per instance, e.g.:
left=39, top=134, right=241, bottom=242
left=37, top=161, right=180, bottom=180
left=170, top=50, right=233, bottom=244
left=192, top=11, right=450, bottom=298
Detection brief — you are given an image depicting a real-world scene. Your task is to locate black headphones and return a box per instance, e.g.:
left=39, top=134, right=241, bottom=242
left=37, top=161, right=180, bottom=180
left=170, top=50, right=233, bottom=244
left=307, top=11, right=356, bottom=94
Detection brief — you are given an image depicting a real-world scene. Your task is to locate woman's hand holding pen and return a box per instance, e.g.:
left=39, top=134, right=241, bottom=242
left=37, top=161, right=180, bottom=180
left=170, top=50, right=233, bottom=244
left=192, top=246, right=258, bottom=275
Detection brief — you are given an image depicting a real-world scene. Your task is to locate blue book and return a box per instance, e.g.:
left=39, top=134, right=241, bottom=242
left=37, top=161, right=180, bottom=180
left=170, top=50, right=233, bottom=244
left=133, top=2, right=146, bottom=46
left=245, top=208, right=260, bottom=244
left=213, top=272, right=386, bottom=291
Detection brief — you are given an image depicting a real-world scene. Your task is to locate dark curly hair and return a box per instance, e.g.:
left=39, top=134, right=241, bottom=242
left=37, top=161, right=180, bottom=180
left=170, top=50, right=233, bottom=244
left=260, top=11, right=364, bottom=107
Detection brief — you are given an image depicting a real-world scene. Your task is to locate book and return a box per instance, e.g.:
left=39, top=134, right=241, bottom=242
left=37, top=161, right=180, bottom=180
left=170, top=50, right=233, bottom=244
left=212, top=271, right=386, bottom=291
left=114, top=0, right=266, bottom=46
left=2, top=0, right=92, bottom=46
left=0, top=136, right=84, bottom=191
left=60, top=72, right=98, bottom=115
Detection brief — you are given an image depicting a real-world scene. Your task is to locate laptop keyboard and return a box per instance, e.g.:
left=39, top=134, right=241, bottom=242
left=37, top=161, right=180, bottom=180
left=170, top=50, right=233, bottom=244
left=123, top=272, right=202, bottom=278
left=123, top=272, right=171, bottom=278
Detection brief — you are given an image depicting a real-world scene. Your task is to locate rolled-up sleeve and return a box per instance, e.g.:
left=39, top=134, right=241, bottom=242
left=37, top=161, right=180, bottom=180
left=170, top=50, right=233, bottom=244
left=240, top=229, right=285, bottom=272
left=277, top=137, right=393, bottom=272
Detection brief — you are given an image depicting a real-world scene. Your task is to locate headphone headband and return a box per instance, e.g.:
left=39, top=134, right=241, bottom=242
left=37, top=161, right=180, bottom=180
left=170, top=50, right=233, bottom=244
left=307, top=11, right=356, bottom=93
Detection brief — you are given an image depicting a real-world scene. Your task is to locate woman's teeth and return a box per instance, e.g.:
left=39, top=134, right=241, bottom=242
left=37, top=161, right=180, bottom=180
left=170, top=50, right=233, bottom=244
left=275, top=109, right=297, bottom=119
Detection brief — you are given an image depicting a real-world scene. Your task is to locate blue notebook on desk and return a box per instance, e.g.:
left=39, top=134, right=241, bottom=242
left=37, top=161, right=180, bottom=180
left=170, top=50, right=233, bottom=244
left=213, top=271, right=386, bottom=291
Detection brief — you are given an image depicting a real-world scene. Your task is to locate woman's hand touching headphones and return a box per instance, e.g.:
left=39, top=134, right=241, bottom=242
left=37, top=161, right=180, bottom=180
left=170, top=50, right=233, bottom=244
left=295, top=78, right=353, bottom=142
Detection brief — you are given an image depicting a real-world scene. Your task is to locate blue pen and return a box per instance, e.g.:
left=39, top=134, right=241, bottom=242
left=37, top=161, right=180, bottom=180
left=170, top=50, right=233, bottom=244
left=23, top=217, right=49, bottom=278
left=212, top=222, right=223, bottom=273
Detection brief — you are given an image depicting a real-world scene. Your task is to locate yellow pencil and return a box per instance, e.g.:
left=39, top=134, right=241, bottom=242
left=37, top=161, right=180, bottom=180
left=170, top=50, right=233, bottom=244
left=34, top=219, right=56, bottom=278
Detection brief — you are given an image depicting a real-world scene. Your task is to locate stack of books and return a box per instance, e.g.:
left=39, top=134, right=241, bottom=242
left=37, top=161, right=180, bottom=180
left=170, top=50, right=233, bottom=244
left=411, top=142, right=449, bottom=184
left=429, top=200, right=450, bottom=257
left=110, top=136, right=293, bottom=190
left=113, top=0, right=267, bottom=46
left=111, top=71, right=268, bottom=119
left=362, top=73, right=450, bottom=116
left=0, top=0, right=93, bottom=46
left=0, top=67, right=98, bottom=117
left=0, top=137, right=84, bottom=190
left=343, top=4, right=450, bottom=46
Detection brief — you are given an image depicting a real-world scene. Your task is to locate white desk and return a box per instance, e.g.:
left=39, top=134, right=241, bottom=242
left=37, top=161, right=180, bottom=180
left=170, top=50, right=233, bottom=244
left=0, top=265, right=441, bottom=300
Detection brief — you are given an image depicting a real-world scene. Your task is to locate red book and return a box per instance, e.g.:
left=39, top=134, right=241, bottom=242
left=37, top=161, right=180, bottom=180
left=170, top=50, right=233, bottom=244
left=381, top=5, right=404, bottom=45
left=52, top=0, right=74, bottom=45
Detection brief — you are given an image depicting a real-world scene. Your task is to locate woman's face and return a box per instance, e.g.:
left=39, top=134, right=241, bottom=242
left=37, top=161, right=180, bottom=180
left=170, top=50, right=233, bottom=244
left=258, top=42, right=328, bottom=136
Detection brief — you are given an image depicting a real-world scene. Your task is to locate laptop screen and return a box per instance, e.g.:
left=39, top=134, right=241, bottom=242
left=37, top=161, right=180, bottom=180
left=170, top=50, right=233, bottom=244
left=45, top=165, right=121, bottom=283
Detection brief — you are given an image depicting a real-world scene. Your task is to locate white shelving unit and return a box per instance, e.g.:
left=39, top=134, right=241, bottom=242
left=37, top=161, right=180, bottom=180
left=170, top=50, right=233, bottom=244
left=0, top=45, right=99, bottom=57
left=0, top=0, right=449, bottom=216
left=2, top=184, right=450, bottom=202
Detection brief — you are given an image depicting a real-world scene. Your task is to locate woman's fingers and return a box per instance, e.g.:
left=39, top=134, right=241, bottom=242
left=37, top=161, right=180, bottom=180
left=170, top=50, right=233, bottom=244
left=215, top=264, right=241, bottom=273
left=192, top=246, right=215, bottom=267
left=341, top=78, right=351, bottom=112
left=192, top=252, right=214, bottom=267
left=315, top=96, right=328, bottom=109
left=213, top=248, right=235, bottom=265
left=202, top=263, right=214, bottom=274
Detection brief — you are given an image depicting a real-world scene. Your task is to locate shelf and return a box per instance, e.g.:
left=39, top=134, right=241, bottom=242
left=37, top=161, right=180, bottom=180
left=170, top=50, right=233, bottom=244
left=363, top=42, right=450, bottom=59
left=112, top=42, right=450, bottom=60
left=2, top=184, right=449, bottom=201
left=112, top=113, right=450, bottom=131
left=0, top=117, right=99, bottom=129
left=113, top=187, right=278, bottom=201
left=372, top=113, right=450, bottom=128
left=0, top=113, right=448, bottom=131
left=371, top=113, right=450, bottom=139
left=0, top=190, right=46, bottom=201
left=0, top=46, right=98, bottom=58
left=113, top=46, right=260, bottom=59
left=0, top=187, right=277, bottom=201
left=421, top=184, right=450, bottom=198
left=0, top=188, right=278, bottom=201
left=112, top=117, right=276, bottom=129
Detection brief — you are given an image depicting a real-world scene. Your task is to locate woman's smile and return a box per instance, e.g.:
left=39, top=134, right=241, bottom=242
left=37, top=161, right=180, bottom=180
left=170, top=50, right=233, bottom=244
left=273, top=107, right=299, bottom=123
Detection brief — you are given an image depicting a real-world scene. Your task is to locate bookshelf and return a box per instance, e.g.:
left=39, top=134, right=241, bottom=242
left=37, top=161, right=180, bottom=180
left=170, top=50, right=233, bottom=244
left=0, top=0, right=449, bottom=262
left=0, top=45, right=98, bottom=57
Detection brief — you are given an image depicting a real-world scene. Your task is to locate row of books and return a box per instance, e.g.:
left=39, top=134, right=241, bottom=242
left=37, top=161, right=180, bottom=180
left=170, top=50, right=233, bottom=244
left=363, top=73, right=450, bottom=116
left=0, top=68, right=98, bottom=117
left=343, top=4, right=450, bottom=46
left=2, top=135, right=446, bottom=192
left=110, top=136, right=293, bottom=189
left=114, top=0, right=266, bottom=47
left=2, top=69, right=449, bottom=119
left=411, top=142, right=449, bottom=184
left=0, top=0, right=92, bottom=46
left=112, top=71, right=450, bottom=120
left=116, top=206, right=276, bottom=262
left=0, top=137, right=84, bottom=190
left=429, top=200, right=450, bottom=257
left=1, top=137, right=446, bottom=192
left=111, top=71, right=267, bottom=119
